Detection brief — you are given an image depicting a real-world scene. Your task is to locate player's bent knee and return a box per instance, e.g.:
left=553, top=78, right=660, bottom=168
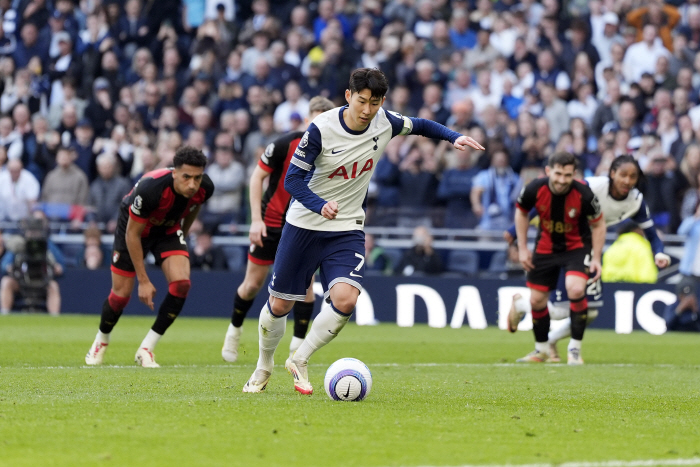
left=169, top=279, right=191, bottom=298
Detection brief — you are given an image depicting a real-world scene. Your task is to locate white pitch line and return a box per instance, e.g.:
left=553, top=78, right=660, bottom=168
left=414, top=458, right=700, bottom=467
left=1, top=362, right=690, bottom=370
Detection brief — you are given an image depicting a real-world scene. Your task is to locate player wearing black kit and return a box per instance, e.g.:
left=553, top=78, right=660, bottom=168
left=221, top=96, right=335, bottom=363
left=85, top=146, right=214, bottom=367
left=514, top=152, right=605, bottom=365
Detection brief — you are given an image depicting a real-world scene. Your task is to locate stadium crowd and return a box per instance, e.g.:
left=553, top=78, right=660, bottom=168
left=0, top=0, right=698, bottom=283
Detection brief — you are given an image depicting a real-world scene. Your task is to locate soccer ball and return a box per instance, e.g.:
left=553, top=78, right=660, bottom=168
left=324, top=358, right=372, bottom=401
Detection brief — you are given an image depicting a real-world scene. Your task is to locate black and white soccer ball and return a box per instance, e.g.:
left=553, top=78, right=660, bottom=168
left=324, top=358, right=372, bottom=401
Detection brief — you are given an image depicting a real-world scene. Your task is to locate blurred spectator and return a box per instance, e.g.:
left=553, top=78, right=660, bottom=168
left=0, top=158, right=39, bottom=222
left=643, top=150, right=686, bottom=233
left=273, top=80, right=309, bottom=133
left=470, top=148, right=521, bottom=231
left=626, top=0, right=680, bottom=52
left=678, top=201, right=700, bottom=278
left=395, top=225, right=444, bottom=276
left=364, top=233, right=392, bottom=275
left=242, top=111, right=277, bottom=170
left=601, top=223, right=658, bottom=283
left=81, top=226, right=105, bottom=270
left=85, top=78, right=115, bottom=138
left=593, top=12, right=624, bottom=65
left=397, top=139, right=440, bottom=226
left=88, top=152, right=132, bottom=233
left=40, top=145, right=89, bottom=208
left=539, top=83, right=569, bottom=142
left=663, top=277, right=700, bottom=332
left=13, top=22, right=48, bottom=69
left=622, top=24, right=670, bottom=84
left=202, top=131, right=245, bottom=229
left=464, top=25, right=499, bottom=71
left=437, top=146, right=480, bottom=229
left=189, top=229, right=227, bottom=271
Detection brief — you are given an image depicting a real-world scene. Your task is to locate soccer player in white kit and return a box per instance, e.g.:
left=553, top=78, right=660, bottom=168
left=242, top=68, right=485, bottom=394
left=506, top=155, right=671, bottom=362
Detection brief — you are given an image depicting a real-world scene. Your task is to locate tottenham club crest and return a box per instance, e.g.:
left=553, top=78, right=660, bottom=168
left=131, top=195, right=143, bottom=215
left=299, top=131, right=309, bottom=148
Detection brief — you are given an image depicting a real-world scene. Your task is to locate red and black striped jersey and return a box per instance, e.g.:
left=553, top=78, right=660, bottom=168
left=516, top=177, right=602, bottom=254
left=116, top=168, right=214, bottom=239
left=258, top=131, right=303, bottom=228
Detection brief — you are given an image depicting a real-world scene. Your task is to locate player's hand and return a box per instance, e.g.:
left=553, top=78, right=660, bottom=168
left=249, top=220, right=267, bottom=248
left=453, top=135, right=486, bottom=151
left=321, top=201, right=339, bottom=220
left=588, top=259, right=602, bottom=282
left=519, top=248, right=534, bottom=272
left=138, top=281, right=156, bottom=311
left=654, top=252, right=671, bottom=269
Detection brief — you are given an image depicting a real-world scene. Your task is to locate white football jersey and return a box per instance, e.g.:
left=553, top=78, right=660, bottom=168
left=285, top=106, right=411, bottom=231
left=585, top=176, right=653, bottom=228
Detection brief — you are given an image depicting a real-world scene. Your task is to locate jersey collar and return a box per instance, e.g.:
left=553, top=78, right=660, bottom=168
left=338, top=105, right=371, bottom=136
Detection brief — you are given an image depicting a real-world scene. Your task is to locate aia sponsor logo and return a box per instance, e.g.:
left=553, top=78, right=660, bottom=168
left=328, top=159, right=374, bottom=179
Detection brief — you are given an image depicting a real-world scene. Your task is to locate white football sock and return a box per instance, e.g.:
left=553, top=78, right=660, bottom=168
left=568, top=338, right=582, bottom=351
left=97, top=330, right=110, bottom=344
left=535, top=342, right=549, bottom=354
left=140, top=329, right=162, bottom=350
left=293, top=305, right=350, bottom=364
left=289, top=336, right=304, bottom=355
left=548, top=318, right=572, bottom=344
left=256, top=302, right=287, bottom=372
left=227, top=323, right=242, bottom=338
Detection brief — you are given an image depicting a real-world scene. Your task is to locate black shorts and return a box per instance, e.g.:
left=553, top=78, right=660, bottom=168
left=111, top=232, right=189, bottom=277
left=248, top=226, right=283, bottom=266
left=526, top=248, right=590, bottom=292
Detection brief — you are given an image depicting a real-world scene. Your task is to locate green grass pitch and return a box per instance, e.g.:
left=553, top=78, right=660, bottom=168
left=1, top=314, right=699, bottom=467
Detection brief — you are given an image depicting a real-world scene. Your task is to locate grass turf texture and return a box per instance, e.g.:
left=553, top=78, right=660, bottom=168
left=1, top=314, right=699, bottom=467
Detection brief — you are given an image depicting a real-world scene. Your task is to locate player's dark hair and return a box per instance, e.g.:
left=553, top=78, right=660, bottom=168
left=174, top=146, right=207, bottom=168
left=609, top=154, right=645, bottom=191
left=547, top=152, right=577, bottom=169
left=348, top=68, right=389, bottom=99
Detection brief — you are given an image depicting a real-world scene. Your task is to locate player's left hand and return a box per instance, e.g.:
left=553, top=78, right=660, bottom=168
left=589, top=259, right=602, bottom=282
left=654, top=252, right=671, bottom=269
left=453, top=135, right=485, bottom=151
left=321, top=201, right=339, bottom=220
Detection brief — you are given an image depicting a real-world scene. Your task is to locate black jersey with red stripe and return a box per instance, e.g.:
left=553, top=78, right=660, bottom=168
left=116, top=168, right=214, bottom=239
left=257, top=131, right=303, bottom=228
left=516, top=177, right=602, bottom=254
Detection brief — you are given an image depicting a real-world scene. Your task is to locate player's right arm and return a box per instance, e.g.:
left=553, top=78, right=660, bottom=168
left=125, top=217, right=156, bottom=310
left=248, top=165, right=271, bottom=247
left=515, top=183, right=538, bottom=271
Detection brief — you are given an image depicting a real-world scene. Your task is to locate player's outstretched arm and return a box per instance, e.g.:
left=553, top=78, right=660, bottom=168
left=514, top=208, right=533, bottom=271
left=125, top=217, right=156, bottom=310
left=406, top=117, right=485, bottom=150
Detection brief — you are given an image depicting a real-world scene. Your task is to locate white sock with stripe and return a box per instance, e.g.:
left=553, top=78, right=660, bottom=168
left=256, top=301, right=287, bottom=372
left=292, top=303, right=350, bottom=364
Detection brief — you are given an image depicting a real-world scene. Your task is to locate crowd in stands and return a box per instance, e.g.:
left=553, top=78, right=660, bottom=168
left=0, top=0, right=698, bottom=281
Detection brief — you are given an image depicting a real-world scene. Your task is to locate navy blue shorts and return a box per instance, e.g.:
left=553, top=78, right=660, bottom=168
left=269, top=224, right=365, bottom=302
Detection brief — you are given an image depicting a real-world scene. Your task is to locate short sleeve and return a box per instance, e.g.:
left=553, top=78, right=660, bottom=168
left=582, top=189, right=603, bottom=222
left=289, top=123, right=322, bottom=172
left=631, top=197, right=654, bottom=229
left=259, top=135, right=293, bottom=174
left=516, top=180, right=538, bottom=212
left=128, top=178, right=161, bottom=223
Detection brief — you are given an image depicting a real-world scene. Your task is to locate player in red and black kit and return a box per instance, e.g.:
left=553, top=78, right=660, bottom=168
left=221, top=97, right=336, bottom=363
left=514, top=152, right=605, bottom=365
left=86, top=146, right=214, bottom=367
